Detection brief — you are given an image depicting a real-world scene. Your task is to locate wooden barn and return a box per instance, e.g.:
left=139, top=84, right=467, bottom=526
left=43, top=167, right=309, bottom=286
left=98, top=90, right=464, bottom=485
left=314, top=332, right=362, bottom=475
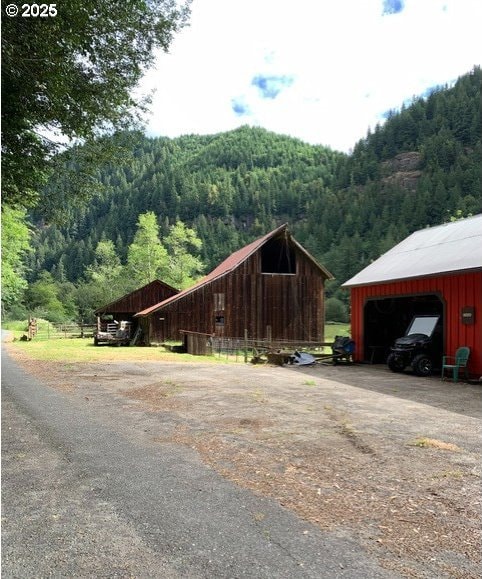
left=135, top=224, right=333, bottom=346
left=343, top=215, right=482, bottom=376
left=94, top=280, right=178, bottom=342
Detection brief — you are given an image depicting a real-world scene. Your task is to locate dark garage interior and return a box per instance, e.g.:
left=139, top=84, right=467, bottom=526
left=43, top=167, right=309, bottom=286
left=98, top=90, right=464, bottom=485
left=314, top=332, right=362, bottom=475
left=363, top=294, right=444, bottom=364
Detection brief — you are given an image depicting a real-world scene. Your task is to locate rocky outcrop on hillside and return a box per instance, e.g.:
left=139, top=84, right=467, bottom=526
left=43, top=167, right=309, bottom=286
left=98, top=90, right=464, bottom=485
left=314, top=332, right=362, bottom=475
left=381, top=152, right=422, bottom=190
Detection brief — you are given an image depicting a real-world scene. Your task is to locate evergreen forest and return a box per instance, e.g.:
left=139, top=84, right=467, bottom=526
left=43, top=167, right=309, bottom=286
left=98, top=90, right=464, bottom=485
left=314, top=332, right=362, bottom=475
left=4, top=67, right=481, bottom=324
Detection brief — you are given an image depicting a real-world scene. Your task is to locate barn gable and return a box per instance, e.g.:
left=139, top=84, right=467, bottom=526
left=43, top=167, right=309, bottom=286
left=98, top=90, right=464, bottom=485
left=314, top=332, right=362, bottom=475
left=95, top=280, right=179, bottom=316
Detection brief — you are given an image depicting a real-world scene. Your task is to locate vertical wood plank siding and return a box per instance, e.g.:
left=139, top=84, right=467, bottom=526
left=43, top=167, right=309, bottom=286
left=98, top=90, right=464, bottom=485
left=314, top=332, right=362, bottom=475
left=95, top=281, right=178, bottom=316
left=349, top=271, right=482, bottom=375
left=148, top=246, right=326, bottom=344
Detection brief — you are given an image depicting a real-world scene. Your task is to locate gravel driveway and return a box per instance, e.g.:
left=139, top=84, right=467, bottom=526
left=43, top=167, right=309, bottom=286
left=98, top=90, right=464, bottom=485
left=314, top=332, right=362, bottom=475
left=3, top=343, right=481, bottom=578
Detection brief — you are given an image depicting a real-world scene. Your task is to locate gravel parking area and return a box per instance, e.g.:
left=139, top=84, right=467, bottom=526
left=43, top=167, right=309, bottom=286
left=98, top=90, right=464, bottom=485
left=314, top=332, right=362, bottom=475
left=6, top=344, right=482, bottom=578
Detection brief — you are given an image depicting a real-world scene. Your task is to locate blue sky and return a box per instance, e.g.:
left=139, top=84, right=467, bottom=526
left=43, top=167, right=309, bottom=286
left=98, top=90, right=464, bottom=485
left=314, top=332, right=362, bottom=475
left=140, top=0, right=482, bottom=152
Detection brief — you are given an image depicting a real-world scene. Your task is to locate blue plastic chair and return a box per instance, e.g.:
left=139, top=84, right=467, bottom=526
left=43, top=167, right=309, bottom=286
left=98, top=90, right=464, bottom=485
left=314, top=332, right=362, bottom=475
left=441, top=347, right=470, bottom=382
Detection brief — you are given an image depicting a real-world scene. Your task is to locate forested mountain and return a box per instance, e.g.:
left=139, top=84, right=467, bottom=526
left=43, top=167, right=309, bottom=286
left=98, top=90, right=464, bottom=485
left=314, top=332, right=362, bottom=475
left=26, top=66, right=481, bottom=319
left=30, top=128, right=342, bottom=280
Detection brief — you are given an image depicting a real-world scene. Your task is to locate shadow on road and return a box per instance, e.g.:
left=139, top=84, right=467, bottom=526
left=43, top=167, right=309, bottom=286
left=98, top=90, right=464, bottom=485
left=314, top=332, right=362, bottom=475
left=290, top=362, right=482, bottom=419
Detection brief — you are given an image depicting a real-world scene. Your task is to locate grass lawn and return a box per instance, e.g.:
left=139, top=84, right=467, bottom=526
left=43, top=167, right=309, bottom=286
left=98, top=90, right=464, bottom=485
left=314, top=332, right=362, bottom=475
left=3, top=322, right=351, bottom=364
left=324, top=323, right=350, bottom=342
left=4, top=337, right=221, bottom=364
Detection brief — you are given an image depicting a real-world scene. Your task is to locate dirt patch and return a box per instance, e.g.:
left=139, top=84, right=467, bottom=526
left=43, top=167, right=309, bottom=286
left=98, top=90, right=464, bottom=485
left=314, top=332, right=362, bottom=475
left=6, top=344, right=481, bottom=578
left=124, top=381, right=184, bottom=410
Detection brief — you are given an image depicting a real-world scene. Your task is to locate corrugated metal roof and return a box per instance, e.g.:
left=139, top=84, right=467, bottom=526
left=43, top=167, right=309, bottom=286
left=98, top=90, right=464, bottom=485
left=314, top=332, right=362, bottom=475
left=343, top=214, right=482, bottom=287
left=136, top=224, right=333, bottom=317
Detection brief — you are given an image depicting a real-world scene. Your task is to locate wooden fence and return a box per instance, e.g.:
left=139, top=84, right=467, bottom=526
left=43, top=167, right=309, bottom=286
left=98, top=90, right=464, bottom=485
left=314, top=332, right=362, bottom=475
left=23, top=321, right=96, bottom=340
left=211, top=335, right=334, bottom=362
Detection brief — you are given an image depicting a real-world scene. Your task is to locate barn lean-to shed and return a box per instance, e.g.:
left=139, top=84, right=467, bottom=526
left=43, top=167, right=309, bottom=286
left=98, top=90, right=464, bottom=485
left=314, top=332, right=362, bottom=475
left=94, top=279, right=178, bottom=341
left=135, top=224, right=333, bottom=346
left=343, top=214, right=482, bottom=377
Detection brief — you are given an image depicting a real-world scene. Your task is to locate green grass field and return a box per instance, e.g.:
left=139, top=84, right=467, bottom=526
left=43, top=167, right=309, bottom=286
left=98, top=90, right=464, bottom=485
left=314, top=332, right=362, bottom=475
left=324, top=323, right=350, bottom=342
left=3, top=336, right=221, bottom=364
left=3, top=321, right=351, bottom=364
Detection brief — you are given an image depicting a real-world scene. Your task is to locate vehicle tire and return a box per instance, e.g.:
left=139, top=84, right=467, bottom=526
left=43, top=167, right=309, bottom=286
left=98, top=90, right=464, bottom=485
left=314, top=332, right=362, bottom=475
left=412, top=354, right=433, bottom=377
left=387, top=353, right=405, bottom=373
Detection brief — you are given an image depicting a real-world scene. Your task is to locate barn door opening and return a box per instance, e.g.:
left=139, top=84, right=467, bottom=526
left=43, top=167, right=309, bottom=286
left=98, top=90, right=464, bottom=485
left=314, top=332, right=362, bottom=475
left=363, top=294, right=444, bottom=363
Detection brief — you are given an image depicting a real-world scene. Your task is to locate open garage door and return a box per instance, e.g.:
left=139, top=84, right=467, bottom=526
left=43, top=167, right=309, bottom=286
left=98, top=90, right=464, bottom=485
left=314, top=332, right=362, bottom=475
left=363, top=294, right=444, bottom=363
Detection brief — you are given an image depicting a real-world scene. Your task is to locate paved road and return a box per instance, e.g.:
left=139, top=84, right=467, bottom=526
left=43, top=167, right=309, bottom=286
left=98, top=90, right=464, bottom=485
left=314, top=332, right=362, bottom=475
left=1, top=346, right=397, bottom=578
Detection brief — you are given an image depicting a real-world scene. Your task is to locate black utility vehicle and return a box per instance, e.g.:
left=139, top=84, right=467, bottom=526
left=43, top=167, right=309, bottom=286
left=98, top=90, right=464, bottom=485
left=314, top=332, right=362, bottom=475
left=387, top=315, right=441, bottom=376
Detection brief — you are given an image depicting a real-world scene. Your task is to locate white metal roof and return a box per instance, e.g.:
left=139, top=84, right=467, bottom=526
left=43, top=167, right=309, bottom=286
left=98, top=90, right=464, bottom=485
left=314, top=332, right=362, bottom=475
left=343, top=214, right=482, bottom=287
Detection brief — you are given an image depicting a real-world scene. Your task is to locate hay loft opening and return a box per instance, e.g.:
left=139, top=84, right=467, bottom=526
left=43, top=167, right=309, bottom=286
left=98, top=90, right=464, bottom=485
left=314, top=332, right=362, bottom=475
left=261, top=237, right=296, bottom=274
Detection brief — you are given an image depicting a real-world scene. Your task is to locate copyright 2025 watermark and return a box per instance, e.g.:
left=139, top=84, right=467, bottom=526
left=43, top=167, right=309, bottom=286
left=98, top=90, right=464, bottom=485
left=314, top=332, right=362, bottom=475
left=5, top=3, right=58, bottom=17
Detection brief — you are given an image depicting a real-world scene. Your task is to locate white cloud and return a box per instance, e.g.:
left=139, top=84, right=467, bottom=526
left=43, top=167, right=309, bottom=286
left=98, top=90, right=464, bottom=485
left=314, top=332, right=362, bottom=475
left=141, top=0, right=482, bottom=152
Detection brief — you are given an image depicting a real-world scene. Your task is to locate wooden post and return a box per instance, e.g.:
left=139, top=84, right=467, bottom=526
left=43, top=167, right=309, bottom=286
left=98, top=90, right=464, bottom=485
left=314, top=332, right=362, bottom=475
left=244, top=329, right=248, bottom=363
left=27, top=317, right=37, bottom=340
left=266, top=325, right=272, bottom=345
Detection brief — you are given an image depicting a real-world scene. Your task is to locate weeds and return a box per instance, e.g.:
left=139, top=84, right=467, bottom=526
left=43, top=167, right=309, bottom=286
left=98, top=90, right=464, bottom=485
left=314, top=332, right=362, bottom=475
left=410, top=437, right=461, bottom=452
left=302, top=379, right=316, bottom=387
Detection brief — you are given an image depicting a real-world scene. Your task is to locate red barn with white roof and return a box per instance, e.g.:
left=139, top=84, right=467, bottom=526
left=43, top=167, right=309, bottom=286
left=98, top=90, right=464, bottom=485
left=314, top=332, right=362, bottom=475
left=343, top=215, right=482, bottom=377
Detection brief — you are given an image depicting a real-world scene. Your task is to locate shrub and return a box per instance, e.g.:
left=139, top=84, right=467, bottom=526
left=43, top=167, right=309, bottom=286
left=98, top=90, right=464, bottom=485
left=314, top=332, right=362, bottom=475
left=325, top=297, right=349, bottom=323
